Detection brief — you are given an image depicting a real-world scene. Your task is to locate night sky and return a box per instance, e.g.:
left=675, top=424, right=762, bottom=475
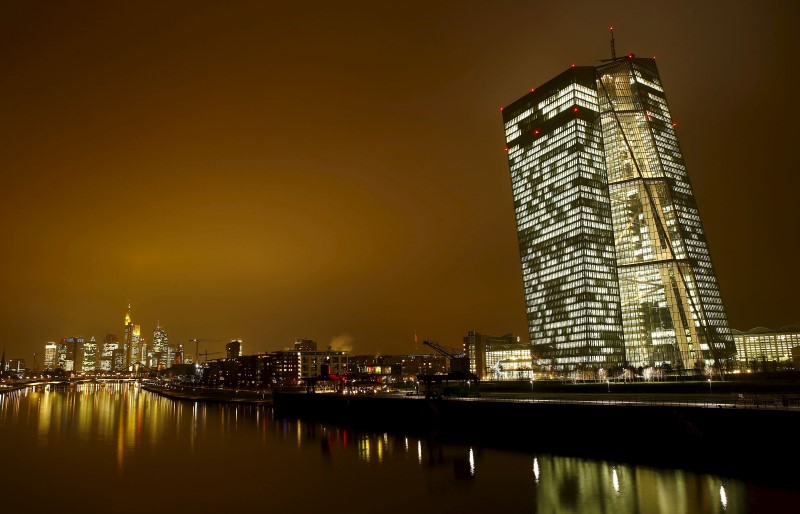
left=2, top=1, right=798, bottom=362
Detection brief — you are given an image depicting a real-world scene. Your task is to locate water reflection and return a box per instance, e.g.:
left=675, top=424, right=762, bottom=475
left=0, top=384, right=788, bottom=513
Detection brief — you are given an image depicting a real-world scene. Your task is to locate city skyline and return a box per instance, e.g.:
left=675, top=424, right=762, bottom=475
left=2, top=1, right=799, bottom=361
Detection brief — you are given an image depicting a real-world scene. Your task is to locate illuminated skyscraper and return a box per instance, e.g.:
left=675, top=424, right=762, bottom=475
left=44, top=342, right=58, bottom=370
left=80, top=337, right=97, bottom=372
left=152, top=324, right=170, bottom=370
left=226, top=339, right=243, bottom=360
left=58, top=336, right=85, bottom=372
left=100, top=334, right=121, bottom=372
left=124, top=303, right=134, bottom=369
left=501, top=54, right=734, bottom=373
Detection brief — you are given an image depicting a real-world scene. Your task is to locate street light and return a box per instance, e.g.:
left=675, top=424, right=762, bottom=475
left=607, top=380, right=610, bottom=393
left=708, top=378, right=712, bottom=394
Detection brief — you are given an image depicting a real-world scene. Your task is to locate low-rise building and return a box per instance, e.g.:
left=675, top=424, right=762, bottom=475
left=464, top=331, right=532, bottom=380
left=732, top=326, right=800, bottom=370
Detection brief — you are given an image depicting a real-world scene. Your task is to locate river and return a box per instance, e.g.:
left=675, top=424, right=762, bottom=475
left=0, top=382, right=795, bottom=513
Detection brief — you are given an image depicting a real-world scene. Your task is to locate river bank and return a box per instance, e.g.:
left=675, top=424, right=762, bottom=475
left=272, top=390, right=800, bottom=491
left=141, top=383, right=272, bottom=404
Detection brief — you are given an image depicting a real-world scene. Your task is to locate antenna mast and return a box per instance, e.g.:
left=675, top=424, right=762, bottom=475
left=610, top=26, right=616, bottom=60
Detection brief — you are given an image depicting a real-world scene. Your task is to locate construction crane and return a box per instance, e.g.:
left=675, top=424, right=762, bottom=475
left=418, top=340, right=477, bottom=399
left=188, top=339, right=221, bottom=364
left=422, top=340, right=470, bottom=373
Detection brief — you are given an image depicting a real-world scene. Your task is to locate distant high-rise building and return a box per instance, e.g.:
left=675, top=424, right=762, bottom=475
left=132, top=326, right=142, bottom=365
left=226, top=339, right=243, bottom=360
left=44, top=342, right=58, bottom=370
left=58, top=337, right=85, bottom=372
left=501, top=54, right=735, bottom=373
left=174, top=344, right=184, bottom=366
left=6, top=359, right=25, bottom=372
left=152, top=323, right=170, bottom=370
left=124, top=303, right=134, bottom=369
left=79, top=337, right=97, bottom=372
left=294, top=338, right=317, bottom=352
left=100, top=334, right=121, bottom=372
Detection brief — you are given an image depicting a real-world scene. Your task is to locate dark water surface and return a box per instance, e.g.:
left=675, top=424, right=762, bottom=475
left=0, top=383, right=796, bottom=513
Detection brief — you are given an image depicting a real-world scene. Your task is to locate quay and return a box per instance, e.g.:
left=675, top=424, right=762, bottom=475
left=140, top=383, right=272, bottom=405
left=272, top=387, right=800, bottom=490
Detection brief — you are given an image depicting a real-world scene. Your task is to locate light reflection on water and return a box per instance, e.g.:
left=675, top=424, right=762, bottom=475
left=0, top=384, right=790, bottom=513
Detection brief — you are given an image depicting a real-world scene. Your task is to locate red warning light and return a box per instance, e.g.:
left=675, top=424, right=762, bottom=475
left=671, top=122, right=678, bottom=127
left=573, top=107, right=579, bottom=113
left=530, top=88, right=535, bottom=92
left=504, top=147, right=509, bottom=152
left=571, top=64, right=576, bottom=68
left=627, top=53, right=634, bottom=59
left=534, top=129, right=540, bottom=135
left=500, top=107, right=504, bottom=111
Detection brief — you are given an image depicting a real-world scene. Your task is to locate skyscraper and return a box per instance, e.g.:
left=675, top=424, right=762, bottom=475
left=100, top=334, right=121, bottom=372
left=124, top=303, right=134, bottom=369
left=501, top=54, right=734, bottom=374
left=44, top=342, right=58, bottom=370
left=152, top=323, right=170, bottom=370
left=226, top=339, right=243, bottom=360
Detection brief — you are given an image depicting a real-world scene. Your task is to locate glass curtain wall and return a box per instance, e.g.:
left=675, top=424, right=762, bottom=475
left=596, top=58, right=734, bottom=370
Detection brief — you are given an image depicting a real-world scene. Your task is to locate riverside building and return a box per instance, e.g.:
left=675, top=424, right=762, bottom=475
left=501, top=53, right=735, bottom=373
left=732, top=326, right=800, bottom=369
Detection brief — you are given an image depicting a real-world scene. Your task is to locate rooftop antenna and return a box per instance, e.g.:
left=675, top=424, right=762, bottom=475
left=599, top=26, right=620, bottom=63
left=610, top=26, right=616, bottom=60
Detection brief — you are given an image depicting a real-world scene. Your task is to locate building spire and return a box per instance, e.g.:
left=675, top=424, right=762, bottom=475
left=609, top=26, right=616, bottom=61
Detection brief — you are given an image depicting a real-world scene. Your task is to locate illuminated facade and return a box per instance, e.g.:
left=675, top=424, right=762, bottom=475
left=56, top=339, right=69, bottom=370
left=226, top=339, right=243, bottom=360
left=124, top=303, right=134, bottom=369
left=100, top=333, right=126, bottom=372
left=502, top=56, right=734, bottom=372
left=44, top=342, right=58, bottom=370
left=132, top=326, right=142, bottom=365
left=299, top=351, right=348, bottom=379
left=79, top=336, right=97, bottom=372
left=732, top=326, right=800, bottom=367
left=273, top=351, right=300, bottom=385
left=58, top=336, right=93, bottom=372
left=152, top=324, right=170, bottom=370
left=463, top=331, right=532, bottom=380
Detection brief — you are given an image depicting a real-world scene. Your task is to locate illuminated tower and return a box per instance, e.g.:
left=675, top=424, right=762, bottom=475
left=100, top=334, right=120, bottom=372
left=132, top=325, right=142, bottom=365
left=44, top=342, right=58, bottom=370
left=501, top=54, right=734, bottom=373
left=80, top=337, right=97, bottom=372
left=226, top=339, right=243, bottom=360
left=124, top=302, right=134, bottom=369
left=152, top=323, right=169, bottom=370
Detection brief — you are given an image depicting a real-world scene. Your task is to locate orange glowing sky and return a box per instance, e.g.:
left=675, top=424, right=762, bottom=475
left=2, top=1, right=798, bottom=362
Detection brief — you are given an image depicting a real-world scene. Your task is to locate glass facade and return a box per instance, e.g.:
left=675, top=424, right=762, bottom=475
left=503, top=67, right=625, bottom=371
left=732, top=326, right=800, bottom=366
left=503, top=58, right=735, bottom=372
left=44, top=342, right=57, bottom=370
left=463, top=331, right=532, bottom=380
left=152, top=326, right=169, bottom=370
